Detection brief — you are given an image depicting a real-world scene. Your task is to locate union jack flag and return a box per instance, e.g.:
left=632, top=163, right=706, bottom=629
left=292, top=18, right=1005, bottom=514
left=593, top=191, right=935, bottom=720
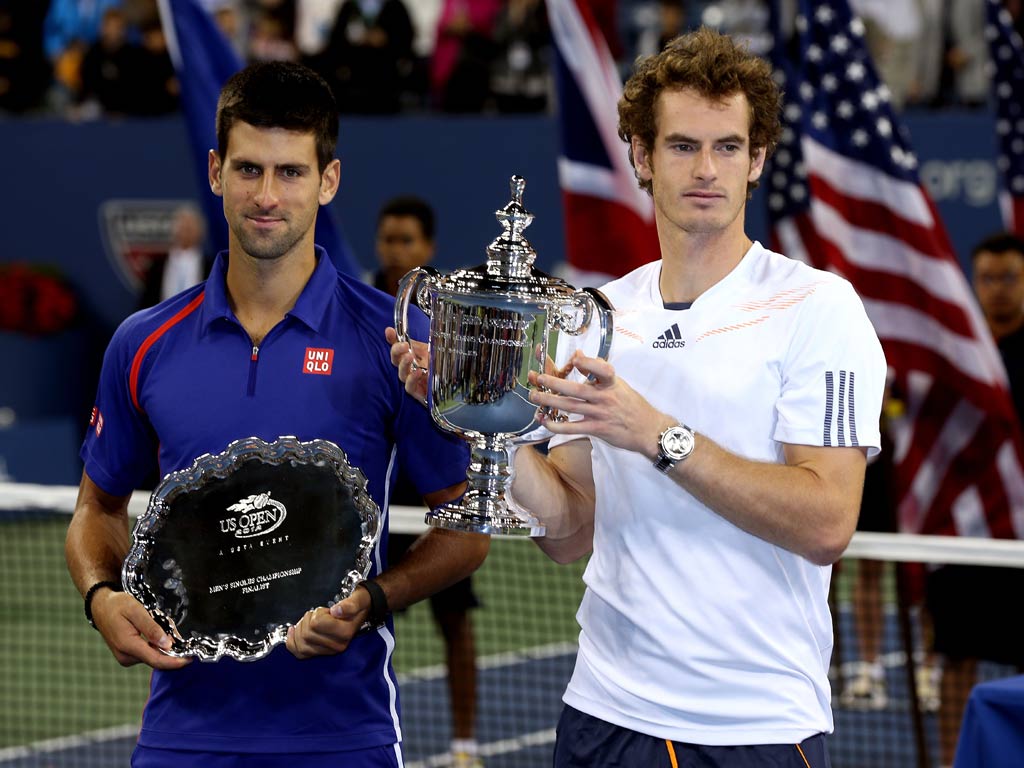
left=767, top=0, right=1024, bottom=537
left=547, top=0, right=659, bottom=284
left=986, top=0, right=1024, bottom=236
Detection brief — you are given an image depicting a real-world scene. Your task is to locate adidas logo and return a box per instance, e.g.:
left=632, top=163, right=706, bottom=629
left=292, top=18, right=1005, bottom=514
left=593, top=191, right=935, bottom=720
left=652, top=323, right=686, bottom=349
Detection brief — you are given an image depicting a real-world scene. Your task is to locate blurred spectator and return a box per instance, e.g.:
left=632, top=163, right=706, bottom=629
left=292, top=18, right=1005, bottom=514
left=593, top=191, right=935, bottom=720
left=407, top=0, right=442, bottom=59
left=44, top=0, right=123, bottom=61
left=700, top=0, right=771, bottom=57
left=130, top=19, right=178, bottom=115
left=294, top=0, right=344, bottom=57
left=122, top=0, right=160, bottom=27
left=372, top=195, right=486, bottom=768
left=970, top=232, right=1024, bottom=419
left=907, top=0, right=946, bottom=108
left=248, top=0, right=294, bottom=29
left=201, top=0, right=248, bottom=59
left=947, top=0, right=988, bottom=108
left=248, top=8, right=298, bottom=61
left=319, top=0, right=416, bottom=113
left=490, top=0, right=551, bottom=113
left=44, top=0, right=124, bottom=110
left=0, top=2, right=52, bottom=113
left=928, top=231, right=1024, bottom=767
left=77, top=6, right=146, bottom=118
left=139, top=205, right=212, bottom=310
left=52, top=38, right=87, bottom=110
left=245, top=0, right=296, bottom=60
left=431, top=0, right=500, bottom=112
left=849, top=0, right=922, bottom=109
left=629, top=0, right=687, bottom=59
left=404, top=0, right=442, bottom=110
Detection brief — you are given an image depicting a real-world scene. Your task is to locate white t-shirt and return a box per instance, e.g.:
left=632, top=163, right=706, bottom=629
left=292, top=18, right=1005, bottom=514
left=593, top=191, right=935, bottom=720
left=550, top=242, right=886, bottom=744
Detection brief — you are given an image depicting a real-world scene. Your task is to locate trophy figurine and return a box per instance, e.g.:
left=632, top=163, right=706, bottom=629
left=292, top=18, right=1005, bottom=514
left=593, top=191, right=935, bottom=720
left=395, top=175, right=613, bottom=536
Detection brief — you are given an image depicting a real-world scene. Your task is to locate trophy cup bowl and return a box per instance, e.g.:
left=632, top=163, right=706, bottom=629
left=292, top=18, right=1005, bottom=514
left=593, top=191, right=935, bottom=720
left=395, top=176, right=613, bottom=536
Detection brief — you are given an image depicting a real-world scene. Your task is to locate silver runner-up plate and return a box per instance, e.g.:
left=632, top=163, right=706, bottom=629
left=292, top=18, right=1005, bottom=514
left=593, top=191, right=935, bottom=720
left=122, top=436, right=381, bottom=662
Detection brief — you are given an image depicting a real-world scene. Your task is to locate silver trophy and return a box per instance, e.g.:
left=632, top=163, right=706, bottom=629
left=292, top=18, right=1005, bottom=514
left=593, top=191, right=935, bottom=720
left=395, top=176, right=613, bottom=536
left=122, top=436, right=380, bottom=661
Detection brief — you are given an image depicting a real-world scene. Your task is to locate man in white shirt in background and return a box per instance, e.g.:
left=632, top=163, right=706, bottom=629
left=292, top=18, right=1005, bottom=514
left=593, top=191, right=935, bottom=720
left=140, top=204, right=210, bottom=309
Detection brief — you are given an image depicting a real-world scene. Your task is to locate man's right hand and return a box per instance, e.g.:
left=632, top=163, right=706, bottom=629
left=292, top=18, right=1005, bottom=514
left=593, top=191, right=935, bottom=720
left=91, top=587, right=191, bottom=670
left=385, top=326, right=429, bottom=406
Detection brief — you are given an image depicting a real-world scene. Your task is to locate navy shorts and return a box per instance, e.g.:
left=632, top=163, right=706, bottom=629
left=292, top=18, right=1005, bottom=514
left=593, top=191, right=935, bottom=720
left=553, top=705, right=832, bottom=768
left=132, top=744, right=402, bottom=768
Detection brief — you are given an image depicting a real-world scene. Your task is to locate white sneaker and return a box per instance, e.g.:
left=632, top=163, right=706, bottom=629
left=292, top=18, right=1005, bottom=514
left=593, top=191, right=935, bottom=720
left=915, top=664, right=941, bottom=713
left=839, top=662, right=888, bottom=710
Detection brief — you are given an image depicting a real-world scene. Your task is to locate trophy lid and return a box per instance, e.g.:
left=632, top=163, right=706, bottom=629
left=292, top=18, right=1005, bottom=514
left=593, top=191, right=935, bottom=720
left=485, top=175, right=537, bottom=278
left=427, top=175, right=580, bottom=302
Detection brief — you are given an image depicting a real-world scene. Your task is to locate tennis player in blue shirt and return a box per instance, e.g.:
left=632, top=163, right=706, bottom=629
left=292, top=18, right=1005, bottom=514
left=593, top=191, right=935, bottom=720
left=65, top=61, right=488, bottom=768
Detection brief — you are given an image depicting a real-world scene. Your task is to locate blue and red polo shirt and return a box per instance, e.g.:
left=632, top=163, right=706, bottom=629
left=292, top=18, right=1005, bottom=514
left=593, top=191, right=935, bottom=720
left=81, top=248, right=469, bottom=754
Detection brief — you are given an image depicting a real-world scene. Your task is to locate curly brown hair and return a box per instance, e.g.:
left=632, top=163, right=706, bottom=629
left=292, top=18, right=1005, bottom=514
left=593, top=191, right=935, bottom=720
left=617, top=27, right=782, bottom=197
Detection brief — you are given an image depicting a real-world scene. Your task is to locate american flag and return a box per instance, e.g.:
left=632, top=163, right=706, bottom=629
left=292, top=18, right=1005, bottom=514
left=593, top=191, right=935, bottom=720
left=767, top=0, right=1024, bottom=537
left=986, top=0, right=1024, bottom=236
left=547, top=0, right=659, bottom=284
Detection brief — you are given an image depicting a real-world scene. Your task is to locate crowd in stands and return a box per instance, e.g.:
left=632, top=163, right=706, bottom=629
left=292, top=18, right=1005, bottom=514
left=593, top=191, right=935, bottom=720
left=2, top=0, right=1024, bottom=118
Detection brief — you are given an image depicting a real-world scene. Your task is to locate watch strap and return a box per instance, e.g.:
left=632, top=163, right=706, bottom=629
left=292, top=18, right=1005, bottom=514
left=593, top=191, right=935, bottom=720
left=358, top=579, right=389, bottom=633
left=653, top=453, right=677, bottom=474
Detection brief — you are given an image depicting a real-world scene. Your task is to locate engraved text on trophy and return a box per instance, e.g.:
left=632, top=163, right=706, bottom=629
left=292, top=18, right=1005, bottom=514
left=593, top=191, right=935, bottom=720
left=429, top=299, right=548, bottom=437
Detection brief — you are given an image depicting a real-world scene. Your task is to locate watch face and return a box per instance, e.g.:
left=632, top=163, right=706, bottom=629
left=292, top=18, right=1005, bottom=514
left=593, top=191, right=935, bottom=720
left=662, top=426, right=694, bottom=461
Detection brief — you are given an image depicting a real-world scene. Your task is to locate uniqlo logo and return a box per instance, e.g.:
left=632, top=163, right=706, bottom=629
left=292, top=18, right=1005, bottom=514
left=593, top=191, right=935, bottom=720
left=95, top=411, right=104, bottom=437
left=303, top=347, right=334, bottom=375
left=89, top=406, right=98, bottom=427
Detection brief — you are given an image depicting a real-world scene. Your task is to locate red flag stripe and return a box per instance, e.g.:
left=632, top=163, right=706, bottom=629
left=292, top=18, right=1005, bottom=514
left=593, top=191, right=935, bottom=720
left=561, top=193, right=661, bottom=277
left=808, top=174, right=956, bottom=264
left=811, top=237, right=975, bottom=339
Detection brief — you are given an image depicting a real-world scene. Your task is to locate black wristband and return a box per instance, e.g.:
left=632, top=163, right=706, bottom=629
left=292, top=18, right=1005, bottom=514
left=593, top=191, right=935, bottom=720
left=359, top=579, right=389, bottom=632
left=84, top=580, right=123, bottom=630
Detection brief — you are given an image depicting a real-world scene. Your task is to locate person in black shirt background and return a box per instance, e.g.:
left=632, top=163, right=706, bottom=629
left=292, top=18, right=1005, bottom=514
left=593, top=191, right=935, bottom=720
left=928, top=231, right=1024, bottom=768
left=372, top=195, right=484, bottom=768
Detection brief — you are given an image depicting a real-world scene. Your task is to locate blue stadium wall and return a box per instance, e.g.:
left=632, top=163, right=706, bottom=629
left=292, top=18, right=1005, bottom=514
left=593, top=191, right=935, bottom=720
left=0, top=112, right=1007, bottom=484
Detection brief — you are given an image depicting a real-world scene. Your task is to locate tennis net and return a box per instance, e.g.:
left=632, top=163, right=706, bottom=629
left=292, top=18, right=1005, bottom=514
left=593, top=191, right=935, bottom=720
left=2, top=482, right=1022, bottom=767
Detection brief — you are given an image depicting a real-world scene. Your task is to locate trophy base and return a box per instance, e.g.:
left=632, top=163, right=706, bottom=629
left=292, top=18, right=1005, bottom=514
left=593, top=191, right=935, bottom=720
left=425, top=503, right=545, bottom=537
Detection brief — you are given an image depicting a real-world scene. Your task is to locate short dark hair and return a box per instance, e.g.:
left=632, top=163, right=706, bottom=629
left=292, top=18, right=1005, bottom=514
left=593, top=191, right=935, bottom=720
left=216, top=61, right=338, bottom=173
left=618, top=26, right=782, bottom=197
left=971, top=231, right=1024, bottom=260
left=377, top=196, right=436, bottom=241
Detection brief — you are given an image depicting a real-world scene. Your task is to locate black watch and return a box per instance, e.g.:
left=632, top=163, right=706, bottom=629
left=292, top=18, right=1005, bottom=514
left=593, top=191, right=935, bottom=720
left=654, top=424, right=695, bottom=474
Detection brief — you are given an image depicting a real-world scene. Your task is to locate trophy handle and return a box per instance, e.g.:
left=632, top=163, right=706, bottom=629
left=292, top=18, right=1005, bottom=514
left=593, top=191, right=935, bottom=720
left=559, top=288, right=615, bottom=378
left=394, top=267, right=438, bottom=344
left=579, top=287, right=615, bottom=363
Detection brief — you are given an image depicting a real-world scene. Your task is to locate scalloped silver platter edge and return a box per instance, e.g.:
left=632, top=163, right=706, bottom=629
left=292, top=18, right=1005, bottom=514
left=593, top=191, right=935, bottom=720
left=121, top=436, right=381, bottom=662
